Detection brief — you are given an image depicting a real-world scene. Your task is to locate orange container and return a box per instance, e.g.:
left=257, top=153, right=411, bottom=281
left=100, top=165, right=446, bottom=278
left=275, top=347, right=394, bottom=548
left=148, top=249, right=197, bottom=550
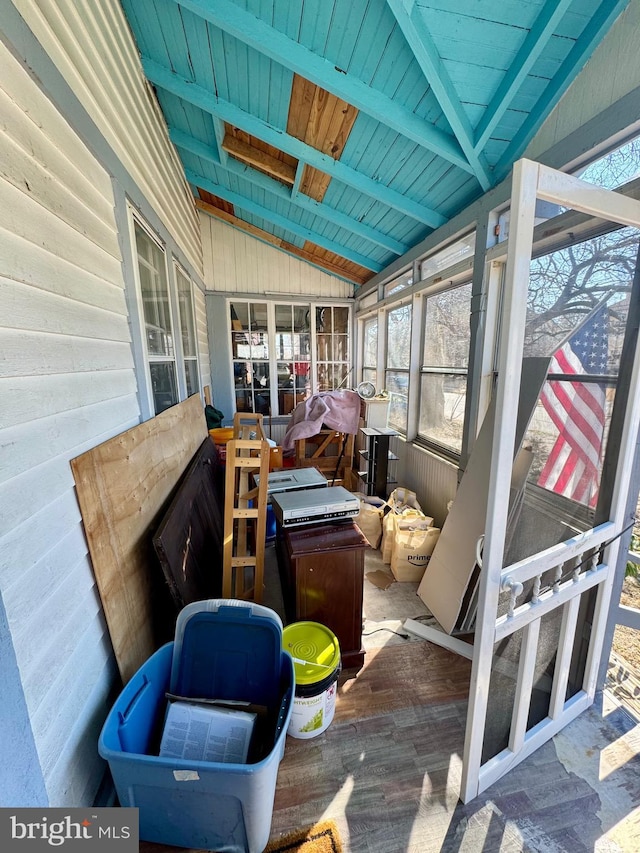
left=209, top=427, right=234, bottom=445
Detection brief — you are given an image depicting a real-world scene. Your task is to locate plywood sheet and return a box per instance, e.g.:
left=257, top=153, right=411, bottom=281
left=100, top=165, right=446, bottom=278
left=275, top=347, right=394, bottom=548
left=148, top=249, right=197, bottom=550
left=417, top=358, right=550, bottom=634
left=70, top=394, right=208, bottom=683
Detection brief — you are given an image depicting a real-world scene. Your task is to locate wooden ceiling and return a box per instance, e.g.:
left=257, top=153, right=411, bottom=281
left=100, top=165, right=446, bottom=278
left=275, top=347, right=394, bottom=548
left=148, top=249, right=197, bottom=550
left=121, top=0, right=628, bottom=286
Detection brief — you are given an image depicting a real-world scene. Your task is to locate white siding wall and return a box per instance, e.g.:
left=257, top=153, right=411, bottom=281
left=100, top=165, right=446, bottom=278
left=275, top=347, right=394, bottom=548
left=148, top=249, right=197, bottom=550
left=13, top=0, right=202, bottom=277
left=201, top=214, right=354, bottom=298
left=0, top=40, right=139, bottom=804
left=194, top=283, right=211, bottom=394
left=526, top=0, right=640, bottom=161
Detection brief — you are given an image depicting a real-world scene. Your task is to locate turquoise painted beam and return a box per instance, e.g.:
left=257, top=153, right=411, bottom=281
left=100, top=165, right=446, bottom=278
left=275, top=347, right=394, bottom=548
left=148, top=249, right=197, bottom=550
left=386, top=0, right=491, bottom=192
left=187, top=168, right=383, bottom=272
left=493, top=0, right=629, bottom=183
left=169, top=126, right=409, bottom=255
left=167, top=0, right=473, bottom=174
left=473, top=0, right=574, bottom=153
left=143, top=56, right=446, bottom=228
left=291, top=162, right=304, bottom=200
left=212, top=117, right=228, bottom=166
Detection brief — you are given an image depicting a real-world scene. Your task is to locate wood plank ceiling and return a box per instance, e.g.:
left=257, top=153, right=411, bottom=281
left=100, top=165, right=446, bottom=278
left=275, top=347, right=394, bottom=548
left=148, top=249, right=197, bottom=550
left=120, top=0, right=628, bottom=287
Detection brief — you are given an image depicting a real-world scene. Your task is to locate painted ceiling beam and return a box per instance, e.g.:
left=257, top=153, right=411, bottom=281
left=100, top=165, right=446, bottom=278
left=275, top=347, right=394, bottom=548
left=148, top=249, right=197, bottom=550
left=186, top=168, right=384, bottom=272
left=143, top=56, right=446, bottom=228
left=212, top=117, right=228, bottom=166
left=168, top=0, right=473, bottom=174
left=169, top=126, right=409, bottom=255
left=473, top=0, right=574, bottom=153
left=386, top=0, right=492, bottom=191
left=493, top=0, right=630, bottom=183
left=291, top=162, right=305, bottom=200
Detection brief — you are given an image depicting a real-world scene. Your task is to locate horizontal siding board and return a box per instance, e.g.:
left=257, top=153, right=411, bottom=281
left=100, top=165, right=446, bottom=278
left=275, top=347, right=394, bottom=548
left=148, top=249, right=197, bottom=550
left=31, top=615, right=113, bottom=776
left=2, top=228, right=126, bottom=314
left=0, top=371, right=138, bottom=431
left=46, top=655, right=119, bottom=807
left=0, top=329, right=134, bottom=377
left=0, top=115, right=118, bottom=257
left=0, top=395, right=141, bottom=482
left=4, top=526, right=91, bottom=619
left=1, top=279, right=131, bottom=342
left=0, top=181, right=123, bottom=289
left=0, top=41, right=113, bottom=199
left=0, top=86, right=115, bottom=231
left=14, top=0, right=202, bottom=274
left=0, top=488, right=83, bottom=580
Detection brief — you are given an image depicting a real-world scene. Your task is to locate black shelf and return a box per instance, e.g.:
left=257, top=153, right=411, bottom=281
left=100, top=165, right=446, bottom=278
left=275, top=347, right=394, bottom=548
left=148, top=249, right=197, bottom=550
left=357, top=426, right=399, bottom=498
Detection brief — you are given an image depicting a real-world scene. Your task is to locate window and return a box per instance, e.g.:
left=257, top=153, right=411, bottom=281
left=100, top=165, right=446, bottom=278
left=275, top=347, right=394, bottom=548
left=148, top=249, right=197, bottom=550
left=385, top=304, right=412, bottom=432
left=384, top=269, right=413, bottom=298
left=275, top=304, right=310, bottom=415
left=315, top=305, right=350, bottom=392
left=228, top=300, right=351, bottom=416
left=361, top=316, right=378, bottom=388
left=175, top=264, right=199, bottom=397
left=418, top=282, right=472, bottom=454
left=230, top=301, right=271, bottom=415
left=134, top=219, right=178, bottom=414
left=420, top=233, right=476, bottom=281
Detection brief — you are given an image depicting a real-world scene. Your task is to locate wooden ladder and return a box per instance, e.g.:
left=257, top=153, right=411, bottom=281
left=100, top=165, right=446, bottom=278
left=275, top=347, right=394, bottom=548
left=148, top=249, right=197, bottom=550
left=222, top=437, right=270, bottom=602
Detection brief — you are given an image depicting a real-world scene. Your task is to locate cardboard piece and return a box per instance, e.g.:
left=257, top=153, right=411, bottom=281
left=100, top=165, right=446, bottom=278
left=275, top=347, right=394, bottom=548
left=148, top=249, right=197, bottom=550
left=417, top=358, right=550, bottom=634
left=366, top=570, right=395, bottom=590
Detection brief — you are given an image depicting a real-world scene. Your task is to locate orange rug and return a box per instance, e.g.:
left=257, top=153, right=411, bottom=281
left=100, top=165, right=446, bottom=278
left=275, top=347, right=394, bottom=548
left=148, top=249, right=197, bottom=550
left=265, top=820, right=342, bottom=853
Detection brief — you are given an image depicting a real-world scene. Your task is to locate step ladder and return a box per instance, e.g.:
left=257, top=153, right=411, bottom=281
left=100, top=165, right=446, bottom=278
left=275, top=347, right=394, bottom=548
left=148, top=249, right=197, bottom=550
left=222, top=437, right=269, bottom=602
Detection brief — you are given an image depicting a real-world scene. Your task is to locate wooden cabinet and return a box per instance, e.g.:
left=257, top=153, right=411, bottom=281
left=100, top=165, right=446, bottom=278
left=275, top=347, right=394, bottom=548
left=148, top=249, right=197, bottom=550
left=277, top=521, right=369, bottom=670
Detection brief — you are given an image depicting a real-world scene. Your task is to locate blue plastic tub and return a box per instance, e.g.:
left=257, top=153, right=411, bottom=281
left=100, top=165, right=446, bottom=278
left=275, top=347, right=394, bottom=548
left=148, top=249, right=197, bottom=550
left=99, top=601, right=294, bottom=853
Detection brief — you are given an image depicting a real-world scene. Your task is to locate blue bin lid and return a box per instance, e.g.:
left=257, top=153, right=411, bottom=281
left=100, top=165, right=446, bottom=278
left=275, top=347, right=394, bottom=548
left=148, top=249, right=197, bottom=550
left=170, top=600, right=283, bottom=709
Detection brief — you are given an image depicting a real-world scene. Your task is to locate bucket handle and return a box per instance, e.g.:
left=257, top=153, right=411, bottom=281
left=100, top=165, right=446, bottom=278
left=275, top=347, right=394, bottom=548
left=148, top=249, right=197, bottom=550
left=292, top=657, right=335, bottom=670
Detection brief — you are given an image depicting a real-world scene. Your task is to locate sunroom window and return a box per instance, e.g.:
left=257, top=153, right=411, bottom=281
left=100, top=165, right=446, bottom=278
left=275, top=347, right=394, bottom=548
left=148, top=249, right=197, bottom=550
left=228, top=300, right=351, bottom=416
left=385, top=303, right=412, bottom=433
left=418, top=282, right=472, bottom=455
left=361, top=315, right=378, bottom=389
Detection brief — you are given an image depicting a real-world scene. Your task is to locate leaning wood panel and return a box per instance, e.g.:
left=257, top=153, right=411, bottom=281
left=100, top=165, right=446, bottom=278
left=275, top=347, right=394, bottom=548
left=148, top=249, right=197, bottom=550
left=70, top=394, right=207, bottom=683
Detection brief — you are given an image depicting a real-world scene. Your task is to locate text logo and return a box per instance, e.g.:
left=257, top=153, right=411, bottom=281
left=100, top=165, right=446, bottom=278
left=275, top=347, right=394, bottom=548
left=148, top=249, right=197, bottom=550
left=0, top=808, right=138, bottom=851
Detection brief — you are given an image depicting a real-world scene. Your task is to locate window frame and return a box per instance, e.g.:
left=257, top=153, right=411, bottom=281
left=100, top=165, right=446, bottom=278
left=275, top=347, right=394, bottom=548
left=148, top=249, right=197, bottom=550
left=130, top=211, right=179, bottom=416
left=174, top=260, right=200, bottom=398
left=226, top=297, right=352, bottom=418
left=417, top=278, right=473, bottom=459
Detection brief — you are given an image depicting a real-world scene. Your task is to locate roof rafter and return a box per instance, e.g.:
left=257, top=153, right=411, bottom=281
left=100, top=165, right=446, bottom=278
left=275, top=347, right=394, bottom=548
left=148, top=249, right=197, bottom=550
left=186, top=167, right=383, bottom=272
left=386, top=0, right=492, bottom=191
left=143, top=55, right=446, bottom=228
left=168, top=0, right=474, bottom=175
left=473, top=0, right=574, bottom=153
left=494, top=0, right=630, bottom=182
left=169, top=126, right=409, bottom=255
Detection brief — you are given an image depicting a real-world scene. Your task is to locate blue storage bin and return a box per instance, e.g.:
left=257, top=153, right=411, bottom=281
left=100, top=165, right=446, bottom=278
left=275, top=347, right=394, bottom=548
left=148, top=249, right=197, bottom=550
left=99, top=601, right=294, bottom=853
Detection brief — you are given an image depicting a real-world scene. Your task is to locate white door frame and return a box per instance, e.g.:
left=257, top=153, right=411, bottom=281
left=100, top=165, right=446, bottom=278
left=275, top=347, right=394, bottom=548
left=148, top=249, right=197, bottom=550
left=460, top=158, right=640, bottom=802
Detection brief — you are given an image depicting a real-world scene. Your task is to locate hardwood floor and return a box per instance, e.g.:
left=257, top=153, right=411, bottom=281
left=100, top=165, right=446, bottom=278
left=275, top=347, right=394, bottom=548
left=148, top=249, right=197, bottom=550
left=140, top=546, right=640, bottom=853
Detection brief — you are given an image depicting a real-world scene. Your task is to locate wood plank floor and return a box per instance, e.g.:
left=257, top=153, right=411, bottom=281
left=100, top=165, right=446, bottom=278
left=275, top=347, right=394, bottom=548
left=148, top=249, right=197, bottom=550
left=140, top=546, right=640, bottom=853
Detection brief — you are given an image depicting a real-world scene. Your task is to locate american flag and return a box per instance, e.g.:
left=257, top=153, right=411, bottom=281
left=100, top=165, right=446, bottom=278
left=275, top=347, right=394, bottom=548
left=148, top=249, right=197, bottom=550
left=537, top=306, right=609, bottom=507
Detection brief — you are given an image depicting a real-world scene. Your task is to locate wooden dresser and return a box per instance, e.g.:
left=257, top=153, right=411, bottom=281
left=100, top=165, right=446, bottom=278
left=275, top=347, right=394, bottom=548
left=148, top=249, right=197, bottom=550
left=276, top=520, right=369, bottom=670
